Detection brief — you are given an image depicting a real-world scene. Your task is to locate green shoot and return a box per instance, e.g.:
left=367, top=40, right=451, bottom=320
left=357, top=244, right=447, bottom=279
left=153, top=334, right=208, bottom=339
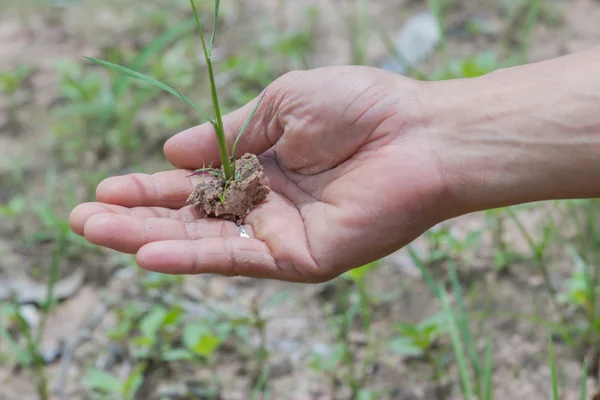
left=580, top=361, right=587, bottom=400
left=483, top=336, right=493, bottom=400
left=440, top=285, right=474, bottom=400
left=208, top=0, right=221, bottom=55
left=449, top=261, right=483, bottom=389
left=189, top=0, right=232, bottom=180
left=549, top=335, right=559, bottom=400
left=231, top=90, right=267, bottom=171
left=85, top=0, right=265, bottom=183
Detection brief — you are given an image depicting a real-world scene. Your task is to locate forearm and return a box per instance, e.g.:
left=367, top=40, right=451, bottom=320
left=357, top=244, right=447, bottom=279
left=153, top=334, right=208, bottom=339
left=420, top=46, right=600, bottom=215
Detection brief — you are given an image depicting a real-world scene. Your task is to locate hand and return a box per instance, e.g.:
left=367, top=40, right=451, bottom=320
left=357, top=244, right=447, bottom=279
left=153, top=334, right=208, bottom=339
left=70, top=66, right=452, bottom=283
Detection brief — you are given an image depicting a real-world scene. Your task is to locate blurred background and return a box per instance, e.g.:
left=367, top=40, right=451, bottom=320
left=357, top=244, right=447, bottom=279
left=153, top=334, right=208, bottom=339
left=1, top=0, right=599, bottom=399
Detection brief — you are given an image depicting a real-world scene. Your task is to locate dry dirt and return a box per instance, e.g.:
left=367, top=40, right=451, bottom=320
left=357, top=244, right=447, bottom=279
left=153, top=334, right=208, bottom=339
left=186, top=153, right=270, bottom=225
left=1, top=0, right=600, bottom=399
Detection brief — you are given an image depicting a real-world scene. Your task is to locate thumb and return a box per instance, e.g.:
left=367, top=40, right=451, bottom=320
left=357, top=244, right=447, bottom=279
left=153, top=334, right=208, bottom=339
left=163, top=79, right=287, bottom=170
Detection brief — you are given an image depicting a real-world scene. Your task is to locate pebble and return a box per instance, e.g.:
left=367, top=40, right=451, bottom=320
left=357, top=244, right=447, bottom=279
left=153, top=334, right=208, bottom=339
left=379, top=11, right=441, bottom=74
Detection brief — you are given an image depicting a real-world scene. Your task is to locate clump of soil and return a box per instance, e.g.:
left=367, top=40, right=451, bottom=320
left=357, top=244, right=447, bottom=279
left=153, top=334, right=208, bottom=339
left=186, top=153, right=270, bottom=225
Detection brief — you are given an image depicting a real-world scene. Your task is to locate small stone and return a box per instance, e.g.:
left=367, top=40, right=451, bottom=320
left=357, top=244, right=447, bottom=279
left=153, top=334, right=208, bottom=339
left=18, top=304, right=40, bottom=328
left=270, top=357, right=293, bottom=379
left=379, top=11, right=441, bottom=74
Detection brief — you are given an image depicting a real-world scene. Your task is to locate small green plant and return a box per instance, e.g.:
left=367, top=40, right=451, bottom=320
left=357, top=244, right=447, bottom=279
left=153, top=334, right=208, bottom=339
left=86, top=0, right=264, bottom=185
left=0, top=302, right=51, bottom=399
left=389, top=313, right=446, bottom=358
left=429, top=51, right=518, bottom=81
left=0, top=231, right=66, bottom=400
left=421, top=224, right=481, bottom=265
left=389, top=313, right=450, bottom=397
left=309, top=264, right=382, bottom=399
left=0, top=194, right=25, bottom=218
left=0, top=63, right=33, bottom=129
left=0, top=64, right=33, bottom=97
left=438, top=282, right=494, bottom=400
left=83, top=364, right=146, bottom=400
left=90, top=299, right=228, bottom=399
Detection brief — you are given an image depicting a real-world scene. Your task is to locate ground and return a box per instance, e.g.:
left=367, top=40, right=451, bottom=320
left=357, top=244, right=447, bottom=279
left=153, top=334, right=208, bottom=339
left=1, top=0, right=600, bottom=399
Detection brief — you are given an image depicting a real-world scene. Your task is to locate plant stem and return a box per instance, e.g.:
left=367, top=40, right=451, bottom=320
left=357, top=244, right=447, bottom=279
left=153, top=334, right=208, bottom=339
left=206, top=57, right=233, bottom=179
left=190, top=0, right=233, bottom=180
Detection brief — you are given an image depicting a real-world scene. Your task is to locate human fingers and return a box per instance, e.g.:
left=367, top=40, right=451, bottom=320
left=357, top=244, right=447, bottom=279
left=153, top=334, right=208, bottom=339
left=69, top=202, right=201, bottom=236
left=94, top=169, right=200, bottom=208
left=163, top=72, right=306, bottom=170
left=82, top=213, right=247, bottom=254
left=136, top=237, right=283, bottom=280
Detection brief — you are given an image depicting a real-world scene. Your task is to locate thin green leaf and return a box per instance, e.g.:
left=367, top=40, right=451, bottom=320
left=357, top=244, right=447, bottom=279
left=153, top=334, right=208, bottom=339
left=440, top=286, right=474, bottom=400
left=122, top=363, right=146, bottom=400
left=82, top=369, right=122, bottom=395
left=448, top=261, right=482, bottom=380
left=231, top=89, right=267, bottom=161
left=85, top=57, right=214, bottom=124
left=189, top=0, right=210, bottom=60
left=483, top=336, right=493, bottom=400
left=549, top=335, right=559, bottom=400
left=189, top=167, right=222, bottom=178
left=389, top=338, right=424, bottom=357
left=580, top=361, right=587, bottom=400
left=192, top=334, right=221, bottom=358
left=209, top=0, right=221, bottom=56
left=406, top=245, right=440, bottom=298
left=163, top=306, right=184, bottom=327
left=189, top=0, right=232, bottom=178
left=139, top=306, right=167, bottom=340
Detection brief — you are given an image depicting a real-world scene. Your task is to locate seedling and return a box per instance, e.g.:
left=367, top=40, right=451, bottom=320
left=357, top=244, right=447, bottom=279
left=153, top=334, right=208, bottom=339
left=85, top=0, right=269, bottom=224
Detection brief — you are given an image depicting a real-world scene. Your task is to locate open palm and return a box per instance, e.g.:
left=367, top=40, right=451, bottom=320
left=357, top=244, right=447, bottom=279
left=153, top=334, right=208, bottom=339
left=70, top=66, right=449, bottom=282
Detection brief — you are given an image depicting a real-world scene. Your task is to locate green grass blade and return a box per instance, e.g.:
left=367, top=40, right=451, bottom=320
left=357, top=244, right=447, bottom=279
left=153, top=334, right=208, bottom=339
left=440, top=285, right=474, bottom=400
left=190, top=0, right=232, bottom=179
left=520, top=0, right=541, bottom=63
left=483, top=336, right=493, bottom=400
left=549, top=335, right=559, bottom=400
left=86, top=57, right=214, bottom=124
left=209, top=0, right=221, bottom=56
left=580, top=361, right=587, bottom=400
left=231, top=89, right=267, bottom=160
left=190, top=0, right=210, bottom=59
left=406, top=245, right=440, bottom=298
left=448, top=261, right=483, bottom=381
left=426, top=0, right=447, bottom=60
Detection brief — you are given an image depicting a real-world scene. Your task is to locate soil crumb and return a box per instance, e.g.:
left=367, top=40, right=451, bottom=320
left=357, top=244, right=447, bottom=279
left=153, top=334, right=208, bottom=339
left=186, top=153, right=270, bottom=225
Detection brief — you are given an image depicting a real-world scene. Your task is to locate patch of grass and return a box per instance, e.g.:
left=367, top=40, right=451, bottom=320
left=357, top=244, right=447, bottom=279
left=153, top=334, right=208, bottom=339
left=0, top=63, right=33, bottom=130
left=3, top=1, right=596, bottom=399
left=308, top=263, right=383, bottom=398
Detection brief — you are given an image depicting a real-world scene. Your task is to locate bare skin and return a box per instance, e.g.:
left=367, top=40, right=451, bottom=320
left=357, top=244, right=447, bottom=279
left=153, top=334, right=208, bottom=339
left=69, top=46, right=600, bottom=283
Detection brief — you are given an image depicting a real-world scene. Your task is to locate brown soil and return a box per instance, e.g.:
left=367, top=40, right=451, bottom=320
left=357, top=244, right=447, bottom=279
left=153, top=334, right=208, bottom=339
left=2, top=0, right=600, bottom=399
left=186, top=153, right=270, bottom=225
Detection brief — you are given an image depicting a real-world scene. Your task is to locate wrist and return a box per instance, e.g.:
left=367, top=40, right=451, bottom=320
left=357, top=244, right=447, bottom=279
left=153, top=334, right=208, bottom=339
left=418, top=47, right=600, bottom=216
